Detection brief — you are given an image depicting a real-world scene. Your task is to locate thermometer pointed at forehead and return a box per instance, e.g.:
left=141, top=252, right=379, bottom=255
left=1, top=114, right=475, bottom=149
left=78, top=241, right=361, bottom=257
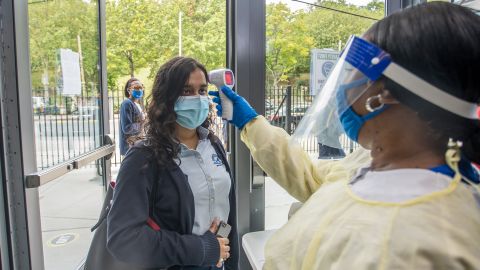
left=208, top=68, right=235, bottom=121
left=209, top=69, right=235, bottom=89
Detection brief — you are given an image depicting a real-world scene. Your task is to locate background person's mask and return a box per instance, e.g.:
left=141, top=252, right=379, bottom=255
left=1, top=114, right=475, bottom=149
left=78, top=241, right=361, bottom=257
left=131, top=89, right=144, bottom=99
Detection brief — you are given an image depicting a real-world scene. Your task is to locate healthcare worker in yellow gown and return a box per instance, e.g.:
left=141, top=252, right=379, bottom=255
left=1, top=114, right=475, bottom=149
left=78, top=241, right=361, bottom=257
left=210, top=2, right=480, bottom=269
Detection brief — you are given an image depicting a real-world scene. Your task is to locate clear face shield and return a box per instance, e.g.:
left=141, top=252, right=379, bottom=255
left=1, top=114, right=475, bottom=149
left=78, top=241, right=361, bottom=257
left=292, top=36, right=479, bottom=159
left=292, top=36, right=390, bottom=158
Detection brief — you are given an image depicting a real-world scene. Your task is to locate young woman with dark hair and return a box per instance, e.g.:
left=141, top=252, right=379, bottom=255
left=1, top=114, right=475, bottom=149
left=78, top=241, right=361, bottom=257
left=119, top=77, right=146, bottom=155
left=211, top=2, right=480, bottom=269
left=107, top=57, right=238, bottom=270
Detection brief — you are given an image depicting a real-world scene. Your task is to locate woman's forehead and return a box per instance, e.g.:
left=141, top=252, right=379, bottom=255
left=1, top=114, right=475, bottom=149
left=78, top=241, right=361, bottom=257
left=130, top=81, right=142, bottom=87
left=186, top=68, right=207, bottom=87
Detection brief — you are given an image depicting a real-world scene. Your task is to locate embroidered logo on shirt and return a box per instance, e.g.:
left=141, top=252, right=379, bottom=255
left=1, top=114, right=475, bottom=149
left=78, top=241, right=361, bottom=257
left=212, top=154, right=223, bottom=166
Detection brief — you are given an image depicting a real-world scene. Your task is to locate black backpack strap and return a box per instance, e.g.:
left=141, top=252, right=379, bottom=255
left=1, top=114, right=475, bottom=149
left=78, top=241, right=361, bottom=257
left=147, top=157, right=162, bottom=231
left=91, top=204, right=110, bottom=232
left=149, top=159, right=159, bottom=218
left=91, top=156, right=160, bottom=232
left=90, top=183, right=115, bottom=232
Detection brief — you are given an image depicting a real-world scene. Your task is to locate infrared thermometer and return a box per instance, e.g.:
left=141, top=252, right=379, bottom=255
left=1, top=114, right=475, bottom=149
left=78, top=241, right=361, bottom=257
left=209, top=69, right=235, bottom=121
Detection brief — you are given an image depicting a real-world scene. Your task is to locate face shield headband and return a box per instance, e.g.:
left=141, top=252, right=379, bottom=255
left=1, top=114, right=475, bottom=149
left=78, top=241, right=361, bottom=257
left=291, top=36, right=478, bottom=151
left=346, top=36, right=478, bottom=120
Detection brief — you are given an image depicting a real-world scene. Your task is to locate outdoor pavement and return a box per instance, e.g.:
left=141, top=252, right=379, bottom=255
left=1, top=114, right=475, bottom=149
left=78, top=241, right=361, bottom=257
left=39, top=165, right=297, bottom=270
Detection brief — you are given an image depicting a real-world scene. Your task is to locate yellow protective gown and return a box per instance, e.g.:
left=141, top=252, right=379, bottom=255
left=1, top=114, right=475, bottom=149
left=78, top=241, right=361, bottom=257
left=241, top=116, right=480, bottom=270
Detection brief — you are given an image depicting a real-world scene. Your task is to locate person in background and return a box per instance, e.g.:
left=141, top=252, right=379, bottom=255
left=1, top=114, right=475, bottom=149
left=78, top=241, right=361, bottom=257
left=119, top=77, right=146, bottom=156
left=108, top=57, right=238, bottom=270
left=315, top=105, right=346, bottom=159
left=211, top=2, right=480, bottom=269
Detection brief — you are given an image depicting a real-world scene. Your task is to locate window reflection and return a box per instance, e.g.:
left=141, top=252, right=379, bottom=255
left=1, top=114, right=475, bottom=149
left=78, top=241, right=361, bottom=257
left=29, top=0, right=102, bottom=170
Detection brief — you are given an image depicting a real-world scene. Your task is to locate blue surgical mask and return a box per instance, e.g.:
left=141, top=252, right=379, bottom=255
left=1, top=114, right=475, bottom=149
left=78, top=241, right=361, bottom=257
left=174, top=96, right=210, bottom=129
left=336, top=77, right=388, bottom=142
left=132, top=89, right=143, bottom=99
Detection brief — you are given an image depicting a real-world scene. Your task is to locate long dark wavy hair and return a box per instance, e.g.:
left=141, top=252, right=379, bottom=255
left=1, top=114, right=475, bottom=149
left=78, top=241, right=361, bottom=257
left=144, top=56, right=214, bottom=167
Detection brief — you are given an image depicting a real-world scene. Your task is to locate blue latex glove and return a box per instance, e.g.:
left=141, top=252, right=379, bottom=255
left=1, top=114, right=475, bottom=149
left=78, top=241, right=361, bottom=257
left=209, top=86, right=258, bottom=129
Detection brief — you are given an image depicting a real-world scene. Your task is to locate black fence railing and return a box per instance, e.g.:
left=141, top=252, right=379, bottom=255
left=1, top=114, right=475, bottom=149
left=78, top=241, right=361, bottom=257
left=33, top=85, right=102, bottom=170
left=33, top=85, right=358, bottom=170
left=265, top=85, right=358, bottom=157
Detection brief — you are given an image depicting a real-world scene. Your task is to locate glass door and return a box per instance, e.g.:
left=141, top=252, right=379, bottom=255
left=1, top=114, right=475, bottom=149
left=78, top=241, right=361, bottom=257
left=25, top=0, right=111, bottom=269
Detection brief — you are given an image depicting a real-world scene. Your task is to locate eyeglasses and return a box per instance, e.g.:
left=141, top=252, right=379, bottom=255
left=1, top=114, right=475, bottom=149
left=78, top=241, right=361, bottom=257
left=129, top=86, right=144, bottom=91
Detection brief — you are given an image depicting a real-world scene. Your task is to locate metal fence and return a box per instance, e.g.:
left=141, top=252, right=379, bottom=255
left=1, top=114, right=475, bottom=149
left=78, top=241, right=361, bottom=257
left=33, top=86, right=102, bottom=170
left=33, top=85, right=358, bottom=170
left=265, top=85, right=358, bottom=158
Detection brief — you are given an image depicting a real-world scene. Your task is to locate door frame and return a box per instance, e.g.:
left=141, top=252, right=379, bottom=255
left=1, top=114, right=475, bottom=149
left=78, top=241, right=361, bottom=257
left=0, top=0, right=111, bottom=269
left=227, top=1, right=266, bottom=269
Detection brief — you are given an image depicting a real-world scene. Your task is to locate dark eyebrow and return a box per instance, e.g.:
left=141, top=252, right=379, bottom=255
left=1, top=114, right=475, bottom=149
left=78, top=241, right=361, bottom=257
left=184, top=83, right=208, bottom=88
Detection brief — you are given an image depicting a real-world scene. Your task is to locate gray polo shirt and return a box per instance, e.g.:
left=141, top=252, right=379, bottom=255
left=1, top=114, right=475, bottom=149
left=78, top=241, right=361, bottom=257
left=177, top=127, right=231, bottom=235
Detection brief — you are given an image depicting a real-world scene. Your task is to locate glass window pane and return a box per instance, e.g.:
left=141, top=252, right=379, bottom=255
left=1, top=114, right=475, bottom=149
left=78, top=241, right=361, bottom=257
left=29, top=0, right=102, bottom=171
left=105, top=0, right=227, bottom=166
left=28, top=1, right=104, bottom=269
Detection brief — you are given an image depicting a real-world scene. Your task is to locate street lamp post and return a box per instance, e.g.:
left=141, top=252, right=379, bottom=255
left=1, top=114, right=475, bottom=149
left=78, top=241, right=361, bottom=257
left=179, top=11, right=182, bottom=56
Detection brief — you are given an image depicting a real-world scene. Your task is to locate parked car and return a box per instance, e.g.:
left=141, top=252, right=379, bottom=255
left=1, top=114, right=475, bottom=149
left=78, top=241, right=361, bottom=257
left=32, top=97, right=45, bottom=114
left=75, top=105, right=99, bottom=119
left=265, top=100, right=275, bottom=111
left=267, top=105, right=310, bottom=131
left=44, top=105, right=61, bottom=115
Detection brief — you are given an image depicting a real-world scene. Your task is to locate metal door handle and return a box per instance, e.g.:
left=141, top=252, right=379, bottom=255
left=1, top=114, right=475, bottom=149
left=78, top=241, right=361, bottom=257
left=25, top=134, right=115, bottom=188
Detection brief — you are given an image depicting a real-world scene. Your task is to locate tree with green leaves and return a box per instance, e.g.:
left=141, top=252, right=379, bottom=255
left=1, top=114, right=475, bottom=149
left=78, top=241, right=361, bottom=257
left=29, top=0, right=99, bottom=93
left=106, top=0, right=164, bottom=82
left=266, top=3, right=314, bottom=88
left=105, top=0, right=226, bottom=91
left=265, top=0, right=383, bottom=87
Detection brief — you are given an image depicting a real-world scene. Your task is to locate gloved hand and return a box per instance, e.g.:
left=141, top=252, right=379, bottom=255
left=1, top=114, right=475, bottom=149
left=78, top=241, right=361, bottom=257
left=209, top=86, right=258, bottom=129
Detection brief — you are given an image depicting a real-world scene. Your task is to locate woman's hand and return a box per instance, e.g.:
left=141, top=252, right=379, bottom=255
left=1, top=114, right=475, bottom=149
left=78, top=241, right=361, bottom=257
left=209, top=218, right=230, bottom=267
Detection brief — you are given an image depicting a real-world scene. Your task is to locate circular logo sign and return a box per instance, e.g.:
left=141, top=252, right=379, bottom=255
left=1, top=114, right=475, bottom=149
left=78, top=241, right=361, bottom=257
left=48, top=233, right=78, bottom=247
left=322, top=61, right=334, bottom=77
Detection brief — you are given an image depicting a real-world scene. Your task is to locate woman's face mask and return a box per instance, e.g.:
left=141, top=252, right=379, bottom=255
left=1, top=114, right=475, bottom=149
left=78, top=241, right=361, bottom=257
left=129, top=82, right=144, bottom=99
left=174, top=95, right=210, bottom=129
left=131, top=89, right=144, bottom=99
left=336, top=78, right=388, bottom=142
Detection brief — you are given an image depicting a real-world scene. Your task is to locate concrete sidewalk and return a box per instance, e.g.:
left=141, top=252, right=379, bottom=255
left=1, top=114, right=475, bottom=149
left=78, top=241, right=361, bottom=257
left=39, top=167, right=104, bottom=270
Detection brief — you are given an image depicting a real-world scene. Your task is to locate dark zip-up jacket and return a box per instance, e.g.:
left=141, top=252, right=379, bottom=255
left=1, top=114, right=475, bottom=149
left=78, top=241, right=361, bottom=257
left=107, top=135, right=238, bottom=270
left=119, top=98, right=143, bottom=155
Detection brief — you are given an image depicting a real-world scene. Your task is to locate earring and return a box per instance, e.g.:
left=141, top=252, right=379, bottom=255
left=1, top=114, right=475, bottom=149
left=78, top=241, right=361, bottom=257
left=365, top=94, right=385, bottom=112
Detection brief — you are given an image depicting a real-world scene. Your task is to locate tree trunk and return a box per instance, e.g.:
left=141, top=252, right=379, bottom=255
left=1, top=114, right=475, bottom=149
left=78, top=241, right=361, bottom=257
left=125, top=50, right=135, bottom=77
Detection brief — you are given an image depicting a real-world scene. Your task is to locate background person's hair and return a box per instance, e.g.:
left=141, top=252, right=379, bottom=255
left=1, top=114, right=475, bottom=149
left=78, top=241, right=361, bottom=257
left=366, top=2, right=480, bottom=163
left=124, top=77, right=140, bottom=98
left=144, top=56, right=212, bottom=166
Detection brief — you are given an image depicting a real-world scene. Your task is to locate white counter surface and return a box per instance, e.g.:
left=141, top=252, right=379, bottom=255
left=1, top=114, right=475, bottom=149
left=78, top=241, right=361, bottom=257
left=242, top=230, right=277, bottom=270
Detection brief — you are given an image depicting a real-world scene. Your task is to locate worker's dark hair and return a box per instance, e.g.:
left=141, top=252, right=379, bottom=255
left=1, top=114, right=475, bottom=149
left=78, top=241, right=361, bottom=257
left=124, top=77, right=140, bottom=98
left=366, top=2, right=480, bottom=163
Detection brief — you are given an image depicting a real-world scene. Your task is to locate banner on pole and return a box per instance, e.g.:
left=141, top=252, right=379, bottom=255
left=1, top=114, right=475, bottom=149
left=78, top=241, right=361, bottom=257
left=309, top=49, right=339, bottom=96
left=57, top=49, right=82, bottom=96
